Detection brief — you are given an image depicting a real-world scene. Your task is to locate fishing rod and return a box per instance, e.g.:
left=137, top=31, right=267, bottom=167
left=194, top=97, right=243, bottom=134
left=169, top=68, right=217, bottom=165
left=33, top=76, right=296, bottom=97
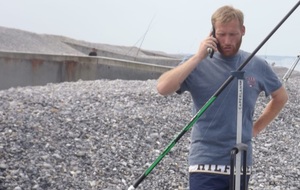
left=125, top=14, right=156, bottom=59
left=134, top=15, right=156, bottom=60
left=128, top=1, right=300, bottom=189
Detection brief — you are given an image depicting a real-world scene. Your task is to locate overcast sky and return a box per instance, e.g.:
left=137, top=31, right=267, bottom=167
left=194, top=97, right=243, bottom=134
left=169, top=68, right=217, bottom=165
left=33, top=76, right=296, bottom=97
left=0, top=0, right=299, bottom=57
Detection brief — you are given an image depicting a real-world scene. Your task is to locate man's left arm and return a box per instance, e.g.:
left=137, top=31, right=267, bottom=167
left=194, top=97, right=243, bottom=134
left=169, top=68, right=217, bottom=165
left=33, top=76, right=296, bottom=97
left=253, top=86, right=288, bottom=137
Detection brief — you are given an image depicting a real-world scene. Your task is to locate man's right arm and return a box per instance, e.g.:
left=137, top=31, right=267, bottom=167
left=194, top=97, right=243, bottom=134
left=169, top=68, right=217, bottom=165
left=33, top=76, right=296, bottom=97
left=156, top=34, right=218, bottom=96
left=156, top=53, right=205, bottom=96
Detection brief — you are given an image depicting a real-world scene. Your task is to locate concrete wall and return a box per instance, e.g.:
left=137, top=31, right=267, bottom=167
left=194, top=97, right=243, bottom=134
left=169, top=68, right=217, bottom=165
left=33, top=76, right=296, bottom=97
left=0, top=51, right=173, bottom=90
left=65, top=42, right=181, bottom=66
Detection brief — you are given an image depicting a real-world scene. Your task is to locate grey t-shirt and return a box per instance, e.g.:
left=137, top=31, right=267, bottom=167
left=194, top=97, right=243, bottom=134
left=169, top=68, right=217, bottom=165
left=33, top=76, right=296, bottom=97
left=177, top=50, right=282, bottom=166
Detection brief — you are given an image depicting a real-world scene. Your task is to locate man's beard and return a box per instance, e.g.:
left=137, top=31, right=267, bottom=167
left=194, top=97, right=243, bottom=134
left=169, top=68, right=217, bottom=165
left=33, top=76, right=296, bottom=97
left=219, top=37, right=243, bottom=56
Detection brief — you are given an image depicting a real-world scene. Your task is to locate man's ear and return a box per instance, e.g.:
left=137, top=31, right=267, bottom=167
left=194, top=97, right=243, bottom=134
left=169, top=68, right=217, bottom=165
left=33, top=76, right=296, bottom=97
left=242, top=25, right=246, bottom=36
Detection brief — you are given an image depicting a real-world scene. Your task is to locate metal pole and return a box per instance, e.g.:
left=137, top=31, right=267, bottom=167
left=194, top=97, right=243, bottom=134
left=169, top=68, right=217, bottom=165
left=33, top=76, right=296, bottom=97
left=231, top=71, right=245, bottom=189
left=128, top=1, right=300, bottom=189
left=282, top=54, right=300, bottom=82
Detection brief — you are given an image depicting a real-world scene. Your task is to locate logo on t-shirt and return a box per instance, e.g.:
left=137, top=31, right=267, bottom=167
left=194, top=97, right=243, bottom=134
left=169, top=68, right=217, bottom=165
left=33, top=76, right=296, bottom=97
left=246, top=76, right=256, bottom=87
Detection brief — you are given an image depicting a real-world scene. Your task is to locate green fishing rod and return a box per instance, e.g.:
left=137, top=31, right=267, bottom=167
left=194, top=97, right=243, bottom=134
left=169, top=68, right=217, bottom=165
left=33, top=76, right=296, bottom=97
left=128, top=1, right=300, bottom=189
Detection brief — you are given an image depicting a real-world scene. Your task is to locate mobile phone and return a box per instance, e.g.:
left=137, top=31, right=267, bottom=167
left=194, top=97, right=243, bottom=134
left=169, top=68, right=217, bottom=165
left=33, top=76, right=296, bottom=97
left=209, top=27, right=216, bottom=58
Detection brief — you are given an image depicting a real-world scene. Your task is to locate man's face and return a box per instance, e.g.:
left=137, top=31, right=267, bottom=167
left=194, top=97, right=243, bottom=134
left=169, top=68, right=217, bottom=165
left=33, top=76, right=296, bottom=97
left=214, top=19, right=245, bottom=57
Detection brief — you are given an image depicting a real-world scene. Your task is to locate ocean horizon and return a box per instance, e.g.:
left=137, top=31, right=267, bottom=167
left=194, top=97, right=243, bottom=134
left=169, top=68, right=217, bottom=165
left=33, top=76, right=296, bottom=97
left=259, top=54, right=300, bottom=71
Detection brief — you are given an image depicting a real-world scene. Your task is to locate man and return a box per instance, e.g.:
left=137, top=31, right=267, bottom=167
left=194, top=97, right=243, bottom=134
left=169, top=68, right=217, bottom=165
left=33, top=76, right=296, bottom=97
left=89, top=48, right=97, bottom=56
left=156, top=5, right=288, bottom=190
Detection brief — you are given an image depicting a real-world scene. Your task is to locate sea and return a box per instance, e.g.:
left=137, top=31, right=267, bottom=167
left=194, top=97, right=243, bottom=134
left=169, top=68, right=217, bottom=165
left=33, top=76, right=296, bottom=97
left=259, top=55, right=300, bottom=71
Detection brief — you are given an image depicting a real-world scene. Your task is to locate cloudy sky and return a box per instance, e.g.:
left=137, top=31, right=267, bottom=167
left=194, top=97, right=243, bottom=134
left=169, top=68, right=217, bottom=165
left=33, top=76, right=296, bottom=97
left=0, top=0, right=299, bottom=56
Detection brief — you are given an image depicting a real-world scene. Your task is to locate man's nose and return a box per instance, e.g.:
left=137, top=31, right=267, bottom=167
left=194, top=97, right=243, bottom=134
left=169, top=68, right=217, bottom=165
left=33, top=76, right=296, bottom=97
left=224, top=35, right=232, bottom=44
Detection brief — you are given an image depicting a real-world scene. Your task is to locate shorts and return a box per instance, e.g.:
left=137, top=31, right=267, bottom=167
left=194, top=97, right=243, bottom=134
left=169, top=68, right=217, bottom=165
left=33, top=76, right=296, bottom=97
left=189, top=172, right=250, bottom=190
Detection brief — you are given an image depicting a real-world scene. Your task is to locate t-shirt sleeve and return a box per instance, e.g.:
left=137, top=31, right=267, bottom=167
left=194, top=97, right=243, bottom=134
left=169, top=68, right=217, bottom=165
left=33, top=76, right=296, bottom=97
left=261, top=61, right=282, bottom=97
left=176, top=55, right=193, bottom=95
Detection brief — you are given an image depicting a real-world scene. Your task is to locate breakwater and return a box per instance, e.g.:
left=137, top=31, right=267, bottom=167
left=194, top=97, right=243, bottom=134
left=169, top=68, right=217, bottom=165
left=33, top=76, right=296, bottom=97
left=0, top=51, right=174, bottom=90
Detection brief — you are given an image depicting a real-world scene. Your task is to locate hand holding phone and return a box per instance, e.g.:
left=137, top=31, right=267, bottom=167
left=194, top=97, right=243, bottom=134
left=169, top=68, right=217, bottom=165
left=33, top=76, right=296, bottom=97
left=208, top=27, right=216, bottom=58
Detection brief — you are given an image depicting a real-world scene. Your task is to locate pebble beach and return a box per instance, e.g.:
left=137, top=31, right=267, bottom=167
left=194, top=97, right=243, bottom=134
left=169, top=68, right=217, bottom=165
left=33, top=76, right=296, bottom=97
left=0, top=68, right=300, bottom=190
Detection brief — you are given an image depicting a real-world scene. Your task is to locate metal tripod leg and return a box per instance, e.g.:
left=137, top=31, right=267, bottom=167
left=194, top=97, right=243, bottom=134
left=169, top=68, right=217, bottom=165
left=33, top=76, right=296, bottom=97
left=230, top=143, right=248, bottom=190
left=229, top=71, right=248, bottom=190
